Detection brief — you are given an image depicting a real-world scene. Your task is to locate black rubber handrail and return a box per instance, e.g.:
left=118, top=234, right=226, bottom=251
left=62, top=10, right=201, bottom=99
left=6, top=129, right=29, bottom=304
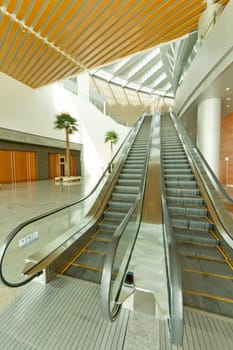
left=0, top=115, right=145, bottom=287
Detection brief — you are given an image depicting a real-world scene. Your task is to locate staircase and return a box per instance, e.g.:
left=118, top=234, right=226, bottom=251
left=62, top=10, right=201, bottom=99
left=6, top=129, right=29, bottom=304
left=62, top=116, right=152, bottom=284
left=161, top=115, right=233, bottom=318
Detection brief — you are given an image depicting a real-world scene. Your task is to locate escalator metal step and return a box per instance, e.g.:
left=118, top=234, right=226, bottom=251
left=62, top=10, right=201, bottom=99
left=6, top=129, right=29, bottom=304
left=182, top=270, right=233, bottom=317
left=165, top=174, right=195, bottom=181
left=64, top=265, right=102, bottom=284
left=74, top=251, right=105, bottom=269
left=166, top=187, right=200, bottom=196
left=117, top=179, right=141, bottom=186
left=114, top=185, right=139, bottom=194
left=174, top=227, right=217, bottom=244
left=168, top=204, right=208, bottom=216
left=111, top=192, right=137, bottom=201
left=104, top=210, right=126, bottom=220
left=108, top=200, right=132, bottom=209
left=95, top=230, right=114, bottom=242
left=167, top=195, right=204, bottom=206
left=86, top=240, right=109, bottom=253
left=165, top=180, right=197, bottom=188
left=98, top=221, right=120, bottom=231
left=177, top=243, right=222, bottom=259
left=172, top=215, right=213, bottom=231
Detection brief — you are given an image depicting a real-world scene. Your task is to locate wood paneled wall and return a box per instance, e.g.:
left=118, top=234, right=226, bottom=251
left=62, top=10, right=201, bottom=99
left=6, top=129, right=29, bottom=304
left=220, top=112, right=233, bottom=185
left=0, top=150, right=36, bottom=183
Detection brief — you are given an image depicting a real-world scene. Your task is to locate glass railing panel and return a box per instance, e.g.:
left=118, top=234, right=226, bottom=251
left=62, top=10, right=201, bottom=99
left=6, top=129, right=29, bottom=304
left=101, top=197, right=141, bottom=321
left=101, top=115, right=153, bottom=321
left=111, top=208, right=140, bottom=306
left=0, top=180, right=107, bottom=285
left=0, top=115, right=145, bottom=287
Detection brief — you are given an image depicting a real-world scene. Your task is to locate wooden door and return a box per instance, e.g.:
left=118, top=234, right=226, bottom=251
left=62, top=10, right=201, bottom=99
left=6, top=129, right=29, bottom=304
left=0, top=150, right=36, bottom=183
left=49, top=153, right=60, bottom=179
left=0, top=150, right=13, bottom=183
left=70, top=155, right=77, bottom=176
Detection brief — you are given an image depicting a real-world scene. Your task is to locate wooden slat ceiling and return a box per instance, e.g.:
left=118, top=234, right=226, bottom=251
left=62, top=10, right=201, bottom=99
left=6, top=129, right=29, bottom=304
left=0, top=0, right=208, bottom=88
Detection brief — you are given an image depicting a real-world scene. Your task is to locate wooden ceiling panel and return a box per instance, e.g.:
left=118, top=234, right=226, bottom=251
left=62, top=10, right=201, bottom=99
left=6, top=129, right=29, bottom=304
left=22, top=0, right=47, bottom=27
left=35, top=61, right=81, bottom=88
left=26, top=51, right=76, bottom=87
left=80, top=2, right=206, bottom=69
left=72, top=0, right=204, bottom=65
left=66, top=1, right=140, bottom=54
left=45, top=1, right=84, bottom=44
left=0, top=0, right=208, bottom=88
left=5, top=0, right=18, bottom=13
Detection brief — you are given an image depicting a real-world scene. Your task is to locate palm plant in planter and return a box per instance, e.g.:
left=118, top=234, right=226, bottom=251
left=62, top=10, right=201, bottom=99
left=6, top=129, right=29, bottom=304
left=104, top=130, right=119, bottom=171
left=54, top=113, right=78, bottom=177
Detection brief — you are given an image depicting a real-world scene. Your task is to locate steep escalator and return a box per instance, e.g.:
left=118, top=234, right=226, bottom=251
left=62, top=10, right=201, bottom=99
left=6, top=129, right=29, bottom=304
left=62, top=116, right=152, bottom=284
left=161, top=114, right=233, bottom=318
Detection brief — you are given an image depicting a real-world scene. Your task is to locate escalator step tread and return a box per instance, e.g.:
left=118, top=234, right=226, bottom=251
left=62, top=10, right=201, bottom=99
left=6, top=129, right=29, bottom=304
left=95, top=231, right=114, bottom=241
left=179, top=255, right=232, bottom=275
left=64, top=265, right=102, bottom=284
left=165, top=180, right=197, bottom=188
left=86, top=240, right=109, bottom=253
left=182, top=270, right=233, bottom=300
left=74, top=251, right=105, bottom=269
left=177, top=243, right=222, bottom=259
left=174, top=227, right=217, bottom=244
left=108, top=200, right=132, bottom=209
left=183, top=293, right=233, bottom=318
left=168, top=204, right=208, bottom=216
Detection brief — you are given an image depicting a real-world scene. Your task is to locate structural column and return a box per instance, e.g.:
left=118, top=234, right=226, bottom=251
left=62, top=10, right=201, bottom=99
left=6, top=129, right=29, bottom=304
left=197, top=98, right=221, bottom=176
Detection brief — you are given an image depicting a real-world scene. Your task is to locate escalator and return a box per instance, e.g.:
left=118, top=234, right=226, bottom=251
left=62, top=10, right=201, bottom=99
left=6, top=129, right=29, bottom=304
left=61, top=116, right=152, bottom=284
left=161, top=114, right=233, bottom=318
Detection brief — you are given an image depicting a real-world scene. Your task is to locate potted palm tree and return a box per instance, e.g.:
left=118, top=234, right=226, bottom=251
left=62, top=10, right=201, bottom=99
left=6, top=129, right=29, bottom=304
left=54, top=113, right=78, bottom=177
left=104, top=130, right=119, bottom=172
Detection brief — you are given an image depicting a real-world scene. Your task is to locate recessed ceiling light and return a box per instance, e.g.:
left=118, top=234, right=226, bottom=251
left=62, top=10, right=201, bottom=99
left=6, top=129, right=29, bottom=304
left=226, top=104, right=230, bottom=108
left=226, top=87, right=231, bottom=91
left=226, top=97, right=231, bottom=100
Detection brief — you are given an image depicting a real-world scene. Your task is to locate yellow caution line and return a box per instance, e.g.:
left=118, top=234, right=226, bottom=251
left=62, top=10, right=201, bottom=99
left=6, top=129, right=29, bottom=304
left=177, top=240, right=217, bottom=247
left=217, top=246, right=233, bottom=270
left=61, top=234, right=97, bottom=274
left=85, top=249, right=106, bottom=256
left=183, top=290, right=233, bottom=303
left=179, top=253, right=225, bottom=263
left=72, top=262, right=117, bottom=275
left=182, top=268, right=233, bottom=280
left=210, top=229, right=220, bottom=242
left=72, top=263, right=103, bottom=273
left=94, top=238, right=111, bottom=243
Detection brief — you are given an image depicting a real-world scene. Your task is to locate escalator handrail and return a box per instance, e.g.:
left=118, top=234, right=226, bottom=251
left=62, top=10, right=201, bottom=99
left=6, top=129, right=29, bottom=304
left=0, top=115, right=145, bottom=287
left=101, top=193, right=141, bottom=321
left=170, top=112, right=233, bottom=205
left=160, top=116, right=184, bottom=346
left=101, top=115, right=153, bottom=322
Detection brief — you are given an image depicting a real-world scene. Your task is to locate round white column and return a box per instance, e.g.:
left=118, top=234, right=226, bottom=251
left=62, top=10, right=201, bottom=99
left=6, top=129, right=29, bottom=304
left=197, top=98, right=221, bottom=176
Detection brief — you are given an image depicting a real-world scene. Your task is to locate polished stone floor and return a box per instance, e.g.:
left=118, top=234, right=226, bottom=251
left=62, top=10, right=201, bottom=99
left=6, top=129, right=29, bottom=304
left=0, top=178, right=95, bottom=311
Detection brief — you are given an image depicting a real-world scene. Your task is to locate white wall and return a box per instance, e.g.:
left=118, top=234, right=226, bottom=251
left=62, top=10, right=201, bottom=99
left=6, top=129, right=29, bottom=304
left=0, top=72, right=130, bottom=178
left=175, top=0, right=233, bottom=116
